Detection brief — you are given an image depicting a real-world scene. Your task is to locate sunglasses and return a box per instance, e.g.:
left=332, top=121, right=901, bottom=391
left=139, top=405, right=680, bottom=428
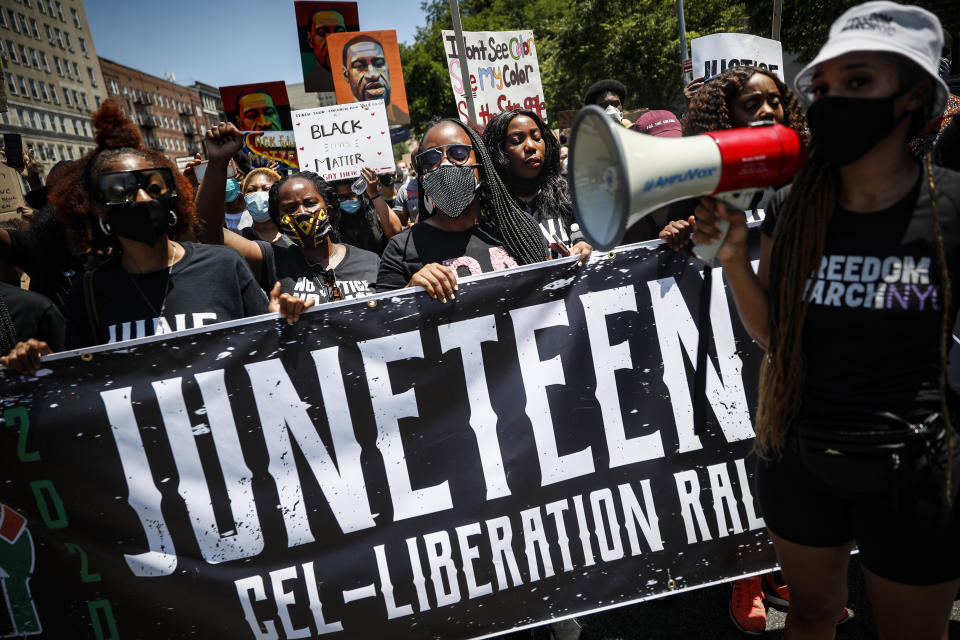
left=98, top=168, right=178, bottom=205
left=416, top=144, right=473, bottom=172
left=321, top=268, right=344, bottom=302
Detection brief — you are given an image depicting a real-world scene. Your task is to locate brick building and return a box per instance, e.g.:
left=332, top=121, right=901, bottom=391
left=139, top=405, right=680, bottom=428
left=99, top=57, right=205, bottom=163
left=0, top=0, right=108, bottom=174
left=190, top=80, right=226, bottom=132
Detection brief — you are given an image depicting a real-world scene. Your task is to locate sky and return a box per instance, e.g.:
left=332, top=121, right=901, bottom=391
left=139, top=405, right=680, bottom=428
left=83, top=0, right=427, bottom=88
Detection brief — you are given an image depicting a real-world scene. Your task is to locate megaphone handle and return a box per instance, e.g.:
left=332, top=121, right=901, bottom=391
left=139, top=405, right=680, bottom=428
left=692, top=219, right=730, bottom=263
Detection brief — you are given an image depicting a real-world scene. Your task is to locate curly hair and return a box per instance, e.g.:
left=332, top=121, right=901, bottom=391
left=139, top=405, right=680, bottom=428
left=584, top=79, right=627, bottom=106
left=415, top=118, right=548, bottom=265
left=48, top=99, right=199, bottom=255
left=242, top=167, right=282, bottom=193
left=683, top=66, right=808, bottom=143
left=267, top=171, right=342, bottom=242
left=482, top=109, right=573, bottom=228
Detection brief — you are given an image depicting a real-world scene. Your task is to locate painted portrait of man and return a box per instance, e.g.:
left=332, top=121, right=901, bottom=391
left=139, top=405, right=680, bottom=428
left=295, top=2, right=359, bottom=93
left=219, top=81, right=294, bottom=132
left=330, top=30, right=410, bottom=126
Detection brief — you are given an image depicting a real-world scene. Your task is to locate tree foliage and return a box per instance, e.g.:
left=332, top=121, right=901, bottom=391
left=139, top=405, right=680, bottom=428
left=400, top=0, right=749, bottom=130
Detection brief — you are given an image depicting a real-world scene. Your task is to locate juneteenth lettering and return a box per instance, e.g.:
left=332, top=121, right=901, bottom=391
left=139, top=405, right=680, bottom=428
left=99, top=279, right=757, bottom=636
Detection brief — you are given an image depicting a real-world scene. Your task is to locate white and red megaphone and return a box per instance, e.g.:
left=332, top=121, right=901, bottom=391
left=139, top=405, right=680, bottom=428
left=569, top=105, right=806, bottom=260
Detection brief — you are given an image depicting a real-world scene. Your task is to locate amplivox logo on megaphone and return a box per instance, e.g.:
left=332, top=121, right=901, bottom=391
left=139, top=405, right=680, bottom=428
left=568, top=104, right=805, bottom=253
left=643, top=167, right=718, bottom=193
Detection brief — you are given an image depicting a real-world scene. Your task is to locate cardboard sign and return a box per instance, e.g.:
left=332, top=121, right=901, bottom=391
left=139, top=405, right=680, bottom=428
left=241, top=131, right=299, bottom=169
left=325, top=29, right=410, bottom=127
left=441, top=29, right=547, bottom=126
left=295, top=1, right=360, bottom=93
left=292, top=99, right=395, bottom=180
left=0, top=163, right=24, bottom=220
left=691, top=33, right=784, bottom=81
left=219, top=81, right=293, bottom=132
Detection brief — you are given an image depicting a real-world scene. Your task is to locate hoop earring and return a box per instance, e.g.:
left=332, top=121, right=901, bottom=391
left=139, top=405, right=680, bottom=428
left=98, top=219, right=111, bottom=235
left=168, top=211, right=178, bottom=227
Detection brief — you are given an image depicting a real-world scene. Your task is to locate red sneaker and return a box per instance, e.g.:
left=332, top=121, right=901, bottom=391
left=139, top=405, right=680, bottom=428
left=762, top=572, right=790, bottom=608
left=729, top=576, right=766, bottom=636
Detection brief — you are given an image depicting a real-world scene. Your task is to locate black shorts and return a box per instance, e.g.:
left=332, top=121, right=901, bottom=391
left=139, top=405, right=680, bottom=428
left=754, top=440, right=960, bottom=585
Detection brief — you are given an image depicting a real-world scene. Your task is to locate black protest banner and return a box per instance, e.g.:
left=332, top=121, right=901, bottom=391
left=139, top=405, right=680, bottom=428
left=0, top=232, right=775, bottom=640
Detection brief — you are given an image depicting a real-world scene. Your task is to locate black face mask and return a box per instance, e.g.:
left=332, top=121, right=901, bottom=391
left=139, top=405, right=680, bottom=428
left=806, top=93, right=910, bottom=166
left=421, top=164, right=480, bottom=219
left=106, top=199, right=174, bottom=246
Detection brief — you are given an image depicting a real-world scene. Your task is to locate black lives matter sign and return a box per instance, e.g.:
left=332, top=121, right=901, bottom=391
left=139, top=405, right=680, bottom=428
left=0, top=234, right=777, bottom=639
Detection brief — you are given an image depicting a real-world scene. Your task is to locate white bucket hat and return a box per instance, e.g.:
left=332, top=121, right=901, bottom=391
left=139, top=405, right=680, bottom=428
left=794, top=1, right=948, bottom=120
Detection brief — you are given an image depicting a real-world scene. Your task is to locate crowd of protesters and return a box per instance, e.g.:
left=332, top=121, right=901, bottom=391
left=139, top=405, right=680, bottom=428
left=1, top=1, right=960, bottom=638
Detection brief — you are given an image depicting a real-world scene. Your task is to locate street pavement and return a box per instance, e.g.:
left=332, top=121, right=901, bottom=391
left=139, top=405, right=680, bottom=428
left=505, top=557, right=960, bottom=639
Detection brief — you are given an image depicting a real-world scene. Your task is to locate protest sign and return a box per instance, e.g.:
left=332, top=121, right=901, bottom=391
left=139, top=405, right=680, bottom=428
left=691, top=33, right=784, bottom=81
left=0, top=232, right=779, bottom=639
left=241, top=130, right=299, bottom=170
left=325, top=29, right=410, bottom=127
left=295, top=1, right=360, bottom=93
left=441, top=29, right=547, bottom=126
left=0, top=162, right=24, bottom=221
left=219, top=81, right=294, bottom=132
left=292, top=99, right=394, bottom=180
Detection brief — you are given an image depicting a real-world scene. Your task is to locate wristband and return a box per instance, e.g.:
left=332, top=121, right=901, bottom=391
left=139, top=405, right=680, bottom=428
left=371, top=193, right=383, bottom=201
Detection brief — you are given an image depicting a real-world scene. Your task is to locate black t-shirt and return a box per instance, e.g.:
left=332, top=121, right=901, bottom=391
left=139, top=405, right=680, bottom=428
left=258, top=241, right=379, bottom=304
left=0, top=281, right=65, bottom=351
left=241, top=225, right=294, bottom=248
left=377, top=222, right=519, bottom=291
left=64, top=242, right=269, bottom=349
left=517, top=192, right=572, bottom=257
left=761, top=166, right=960, bottom=410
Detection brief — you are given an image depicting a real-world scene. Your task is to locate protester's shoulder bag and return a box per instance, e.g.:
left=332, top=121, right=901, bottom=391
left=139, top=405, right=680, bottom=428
left=82, top=270, right=102, bottom=346
left=794, top=409, right=958, bottom=521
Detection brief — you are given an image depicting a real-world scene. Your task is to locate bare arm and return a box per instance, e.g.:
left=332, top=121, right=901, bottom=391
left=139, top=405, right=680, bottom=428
left=194, top=123, right=263, bottom=277
left=693, top=198, right=771, bottom=349
left=361, top=167, right=403, bottom=238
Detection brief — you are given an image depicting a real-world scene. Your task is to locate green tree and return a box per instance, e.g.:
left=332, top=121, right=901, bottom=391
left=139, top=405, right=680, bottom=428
left=400, top=0, right=750, bottom=129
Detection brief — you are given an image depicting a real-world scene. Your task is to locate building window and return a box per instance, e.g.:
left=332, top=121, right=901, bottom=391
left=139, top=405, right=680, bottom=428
left=62, top=86, right=70, bottom=105
left=0, top=40, right=6, bottom=61
left=38, top=113, right=47, bottom=131
left=63, top=31, right=71, bottom=51
left=66, top=147, right=74, bottom=160
left=17, top=75, right=27, bottom=96
left=24, top=0, right=32, bottom=8
left=58, top=144, right=65, bottom=159
left=39, top=81, right=48, bottom=101
left=6, top=40, right=16, bottom=63
left=87, top=67, right=96, bottom=86
left=48, top=83, right=58, bottom=104
left=0, top=9, right=7, bottom=28
left=72, top=118, right=78, bottom=135
left=80, top=92, right=88, bottom=109
left=108, top=79, right=118, bottom=94
left=44, top=23, right=51, bottom=43
left=5, top=72, right=16, bottom=95
left=37, top=0, right=44, bottom=14
left=45, top=1, right=54, bottom=17
left=8, top=10, right=19, bottom=32
left=70, top=7, right=78, bottom=28
left=53, top=55, right=61, bottom=75
left=18, top=14, right=29, bottom=35
left=95, top=95, right=100, bottom=108
left=18, top=43, right=27, bottom=64
left=29, top=17, right=39, bottom=39
left=28, top=78, right=39, bottom=99
left=71, top=89, right=78, bottom=107
left=71, top=61, right=78, bottom=80
left=55, top=1, right=63, bottom=22
left=78, top=37, right=86, bottom=56
left=39, top=50, right=48, bottom=71
left=54, top=27, right=62, bottom=48
left=29, top=47, right=38, bottom=68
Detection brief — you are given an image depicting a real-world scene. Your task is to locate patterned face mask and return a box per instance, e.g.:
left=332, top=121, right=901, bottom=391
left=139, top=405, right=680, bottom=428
left=277, top=204, right=331, bottom=248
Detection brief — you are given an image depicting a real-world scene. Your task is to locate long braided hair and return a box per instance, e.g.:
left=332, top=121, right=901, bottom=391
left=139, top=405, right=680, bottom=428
left=481, top=109, right=574, bottom=228
left=416, top=118, right=548, bottom=265
left=757, top=57, right=953, bottom=481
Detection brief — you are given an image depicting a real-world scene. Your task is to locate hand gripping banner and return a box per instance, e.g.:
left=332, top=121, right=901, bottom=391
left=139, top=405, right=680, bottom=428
left=0, top=232, right=776, bottom=639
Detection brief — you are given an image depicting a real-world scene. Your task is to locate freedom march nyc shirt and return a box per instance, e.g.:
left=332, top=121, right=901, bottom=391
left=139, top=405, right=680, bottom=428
left=761, top=165, right=960, bottom=409
left=64, top=242, right=269, bottom=349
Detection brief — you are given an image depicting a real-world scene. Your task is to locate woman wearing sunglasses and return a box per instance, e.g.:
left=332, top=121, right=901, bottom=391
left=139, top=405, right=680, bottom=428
left=376, top=118, right=549, bottom=299
left=0, top=101, right=311, bottom=372
left=482, top=109, right=592, bottom=259
left=195, top=124, right=381, bottom=305
left=695, top=4, right=960, bottom=637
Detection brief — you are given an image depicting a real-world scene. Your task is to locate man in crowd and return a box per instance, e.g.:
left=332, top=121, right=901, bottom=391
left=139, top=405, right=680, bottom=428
left=341, top=34, right=408, bottom=123
left=304, top=7, right=348, bottom=91
left=583, top=78, right=634, bottom=127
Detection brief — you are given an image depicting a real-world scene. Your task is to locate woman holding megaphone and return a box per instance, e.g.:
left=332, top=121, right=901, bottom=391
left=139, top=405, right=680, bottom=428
left=695, top=3, right=960, bottom=638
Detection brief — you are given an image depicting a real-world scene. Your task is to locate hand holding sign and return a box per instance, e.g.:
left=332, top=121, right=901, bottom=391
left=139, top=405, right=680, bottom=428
left=205, top=123, right=244, bottom=163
